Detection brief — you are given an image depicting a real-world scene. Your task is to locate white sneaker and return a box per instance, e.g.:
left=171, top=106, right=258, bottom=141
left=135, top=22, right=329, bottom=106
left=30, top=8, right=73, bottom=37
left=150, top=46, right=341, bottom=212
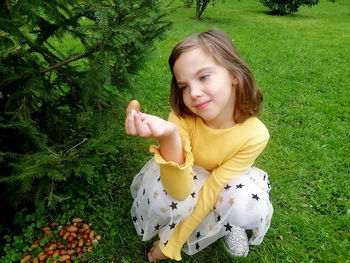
left=223, top=225, right=249, bottom=257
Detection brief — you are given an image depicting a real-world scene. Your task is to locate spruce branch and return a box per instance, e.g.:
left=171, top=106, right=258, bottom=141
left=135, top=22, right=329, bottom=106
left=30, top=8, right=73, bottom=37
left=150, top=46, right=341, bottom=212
left=1, top=43, right=99, bottom=87
left=5, top=46, right=21, bottom=55
left=65, top=138, right=88, bottom=156
left=34, top=13, right=88, bottom=46
left=39, top=50, right=94, bottom=74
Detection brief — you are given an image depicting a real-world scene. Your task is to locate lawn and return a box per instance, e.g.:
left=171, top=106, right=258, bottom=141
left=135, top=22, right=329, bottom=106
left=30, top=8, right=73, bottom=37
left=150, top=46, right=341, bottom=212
left=112, top=0, right=350, bottom=262
left=4, top=0, right=349, bottom=262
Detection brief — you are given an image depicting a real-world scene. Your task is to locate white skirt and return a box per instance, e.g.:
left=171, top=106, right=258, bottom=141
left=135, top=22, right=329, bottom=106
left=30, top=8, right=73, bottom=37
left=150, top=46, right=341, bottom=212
left=130, top=159, right=273, bottom=256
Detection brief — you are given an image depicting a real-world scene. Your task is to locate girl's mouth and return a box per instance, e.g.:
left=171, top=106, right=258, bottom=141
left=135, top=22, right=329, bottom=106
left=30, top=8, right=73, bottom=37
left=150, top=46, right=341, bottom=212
left=195, top=100, right=211, bottom=110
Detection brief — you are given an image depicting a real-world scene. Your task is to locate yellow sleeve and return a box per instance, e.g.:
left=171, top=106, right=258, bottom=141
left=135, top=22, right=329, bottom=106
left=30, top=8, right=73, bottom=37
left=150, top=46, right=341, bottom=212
left=159, top=136, right=269, bottom=260
left=149, top=111, right=194, bottom=201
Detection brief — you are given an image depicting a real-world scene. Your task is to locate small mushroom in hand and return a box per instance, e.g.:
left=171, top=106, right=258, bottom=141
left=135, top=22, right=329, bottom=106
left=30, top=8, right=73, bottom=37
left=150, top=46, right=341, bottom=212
left=126, top=100, right=140, bottom=116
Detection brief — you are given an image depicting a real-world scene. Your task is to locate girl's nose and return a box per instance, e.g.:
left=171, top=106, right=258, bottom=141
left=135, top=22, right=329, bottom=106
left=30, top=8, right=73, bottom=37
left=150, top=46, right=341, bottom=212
left=189, top=83, right=203, bottom=98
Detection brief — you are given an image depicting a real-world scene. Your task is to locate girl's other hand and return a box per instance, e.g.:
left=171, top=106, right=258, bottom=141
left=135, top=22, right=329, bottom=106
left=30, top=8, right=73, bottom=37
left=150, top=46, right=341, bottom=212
left=125, top=110, right=177, bottom=140
left=148, top=240, right=168, bottom=262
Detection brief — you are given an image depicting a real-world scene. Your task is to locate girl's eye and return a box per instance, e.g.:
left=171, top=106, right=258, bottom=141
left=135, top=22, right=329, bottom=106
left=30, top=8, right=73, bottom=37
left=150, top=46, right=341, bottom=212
left=200, top=74, right=210, bottom=81
left=179, top=85, right=188, bottom=90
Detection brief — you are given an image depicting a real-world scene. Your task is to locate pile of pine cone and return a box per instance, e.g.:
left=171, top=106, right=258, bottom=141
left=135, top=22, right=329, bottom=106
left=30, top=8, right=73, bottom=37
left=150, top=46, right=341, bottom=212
left=20, top=218, right=101, bottom=263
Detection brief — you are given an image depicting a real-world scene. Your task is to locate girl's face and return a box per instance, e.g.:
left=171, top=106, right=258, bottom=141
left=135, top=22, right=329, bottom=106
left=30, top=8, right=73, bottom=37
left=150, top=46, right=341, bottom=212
left=173, top=47, right=238, bottom=129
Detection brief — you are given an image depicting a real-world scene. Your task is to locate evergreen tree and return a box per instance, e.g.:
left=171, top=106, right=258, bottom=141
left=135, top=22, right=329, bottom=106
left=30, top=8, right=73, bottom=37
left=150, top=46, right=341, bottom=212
left=260, top=0, right=335, bottom=15
left=0, top=0, right=171, bottom=207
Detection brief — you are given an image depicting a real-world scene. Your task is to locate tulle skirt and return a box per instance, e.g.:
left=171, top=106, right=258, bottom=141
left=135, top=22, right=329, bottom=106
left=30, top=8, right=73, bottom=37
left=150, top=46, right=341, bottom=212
left=130, top=158, right=273, bottom=255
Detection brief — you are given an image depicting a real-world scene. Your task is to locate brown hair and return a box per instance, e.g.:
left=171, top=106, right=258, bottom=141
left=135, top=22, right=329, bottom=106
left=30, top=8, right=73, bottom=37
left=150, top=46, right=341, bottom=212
left=168, top=29, right=263, bottom=123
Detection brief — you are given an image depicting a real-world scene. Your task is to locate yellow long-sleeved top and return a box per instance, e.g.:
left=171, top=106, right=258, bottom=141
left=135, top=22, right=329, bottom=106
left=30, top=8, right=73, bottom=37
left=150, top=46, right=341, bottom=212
left=149, top=111, right=269, bottom=260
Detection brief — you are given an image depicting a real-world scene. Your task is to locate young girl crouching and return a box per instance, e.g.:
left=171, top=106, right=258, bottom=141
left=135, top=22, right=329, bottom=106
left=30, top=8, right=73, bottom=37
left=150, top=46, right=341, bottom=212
left=125, top=29, right=273, bottom=261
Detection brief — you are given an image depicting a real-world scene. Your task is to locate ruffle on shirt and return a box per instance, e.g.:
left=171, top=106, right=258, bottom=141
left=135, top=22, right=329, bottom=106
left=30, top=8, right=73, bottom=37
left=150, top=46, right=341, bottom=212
left=149, top=137, right=193, bottom=169
left=149, top=139, right=194, bottom=201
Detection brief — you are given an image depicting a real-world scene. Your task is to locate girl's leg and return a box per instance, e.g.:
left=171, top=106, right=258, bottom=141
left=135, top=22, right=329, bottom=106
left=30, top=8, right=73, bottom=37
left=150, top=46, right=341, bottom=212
left=215, top=168, right=273, bottom=255
left=182, top=167, right=272, bottom=256
left=216, top=168, right=272, bottom=235
left=131, top=160, right=209, bottom=260
left=131, top=171, right=172, bottom=241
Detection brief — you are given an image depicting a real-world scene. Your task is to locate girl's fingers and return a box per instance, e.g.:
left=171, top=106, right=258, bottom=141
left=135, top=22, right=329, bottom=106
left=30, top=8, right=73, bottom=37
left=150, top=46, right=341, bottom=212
left=148, top=240, right=167, bottom=261
left=139, top=112, right=148, bottom=121
left=148, top=242, right=157, bottom=262
left=125, top=110, right=137, bottom=135
left=126, top=111, right=167, bottom=139
left=134, top=111, right=150, bottom=137
left=146, top=121, right=159, bottom=137
left=153, top=240, right=159, bottom=246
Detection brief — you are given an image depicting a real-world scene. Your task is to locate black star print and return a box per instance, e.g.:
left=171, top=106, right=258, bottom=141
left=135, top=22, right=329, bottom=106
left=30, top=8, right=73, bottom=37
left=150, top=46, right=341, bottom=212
left=267, top=182, right=271, bottom=188
left=163, top=190, right=168, bottom=195
left=141, top=216, right=143, bottom=221
left=261, top=217, right=263, bottom=223
left=196, top=231, right=201, bottom=239
left=224, top=222, right=233, bottom=232
left=195, top=242, right=200, bottom=251
left=263, top=174, right=266, bottom=181
left=141, top=229, right=144, bottom=234
left=169, top=222, right=176, bottom=229
left=157, top=176, right=161, bottom=182
left=163, top=240, right=168, bottom=246
left=236, top=184, right=244, bottom=189
left=191, top=192, right=196, bottom=198
left=147, top=198, right=150, bottom=205
left=216, top=215, right=221, bottom=222
left=193, top=175, right=198, bottom=180
left=154, top=223, right=161, bottom=231
left=132, top=216, right=137, bottom=222
left=224, top=184, right=231, bottom=190
left=169, top=201, right=178, bottom=210
left=252, top=194, right=260, bottom=201
left=143, top=189, right=146, bottom=195
left=136, top=201, right=139, bottom=207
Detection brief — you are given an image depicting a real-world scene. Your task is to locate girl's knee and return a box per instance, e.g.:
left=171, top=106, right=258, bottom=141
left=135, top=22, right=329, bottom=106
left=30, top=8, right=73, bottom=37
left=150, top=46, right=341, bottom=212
left=215, top=181, right=270, bottom=228
left=147, top=186, right=174, bottom=224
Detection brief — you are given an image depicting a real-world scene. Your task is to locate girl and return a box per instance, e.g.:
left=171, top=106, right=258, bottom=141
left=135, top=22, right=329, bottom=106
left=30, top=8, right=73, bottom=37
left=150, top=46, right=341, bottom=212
left=125, top=29, right=273, bottom=262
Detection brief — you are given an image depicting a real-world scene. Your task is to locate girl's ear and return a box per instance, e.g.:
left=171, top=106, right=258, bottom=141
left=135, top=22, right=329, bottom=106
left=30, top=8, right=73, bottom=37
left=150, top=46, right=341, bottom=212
left=232, top=75, right=239, bottom=86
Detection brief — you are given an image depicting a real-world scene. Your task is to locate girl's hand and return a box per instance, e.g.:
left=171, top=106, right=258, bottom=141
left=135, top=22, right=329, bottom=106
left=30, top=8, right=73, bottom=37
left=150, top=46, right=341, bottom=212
left=148, top=240, right=168, bottom=262
left=125, top=110, right=177, bottom=140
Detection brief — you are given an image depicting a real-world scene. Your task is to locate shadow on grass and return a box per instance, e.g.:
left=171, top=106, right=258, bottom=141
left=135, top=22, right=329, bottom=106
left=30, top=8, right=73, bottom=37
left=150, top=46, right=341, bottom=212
left=183, top=15, right=234, bottom=24
left=252, top=10, right=316, bottom=20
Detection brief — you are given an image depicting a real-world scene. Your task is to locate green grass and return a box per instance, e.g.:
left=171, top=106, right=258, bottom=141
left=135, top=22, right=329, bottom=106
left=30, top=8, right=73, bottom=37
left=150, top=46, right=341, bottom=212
left=5, top=0, right=349, bottom=262
left=92, top=0, right=350, bottom=262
